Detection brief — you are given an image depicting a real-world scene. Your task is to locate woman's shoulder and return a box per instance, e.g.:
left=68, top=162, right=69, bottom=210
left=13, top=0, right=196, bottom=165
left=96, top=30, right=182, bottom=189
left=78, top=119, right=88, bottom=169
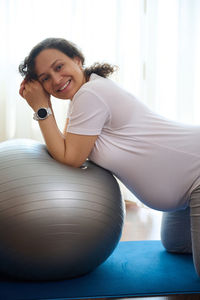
left=74, top=73, right=110, bottom=98
left=82, top=73, right=123, bottom=95
left=89, top=73, right=102, bottom=81
left=87, top=73, right=109, bottom=87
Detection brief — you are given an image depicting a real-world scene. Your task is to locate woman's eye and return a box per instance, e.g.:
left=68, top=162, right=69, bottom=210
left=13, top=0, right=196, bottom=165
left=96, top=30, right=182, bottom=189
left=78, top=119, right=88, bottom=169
left=56, top=64, right=63, bottom=71
left=42, top=76, right=49, bottom=83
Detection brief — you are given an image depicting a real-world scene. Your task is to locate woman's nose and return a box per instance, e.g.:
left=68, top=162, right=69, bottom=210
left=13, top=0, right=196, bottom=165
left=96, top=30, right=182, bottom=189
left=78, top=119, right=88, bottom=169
left=52, top=73, right=62, bottom=85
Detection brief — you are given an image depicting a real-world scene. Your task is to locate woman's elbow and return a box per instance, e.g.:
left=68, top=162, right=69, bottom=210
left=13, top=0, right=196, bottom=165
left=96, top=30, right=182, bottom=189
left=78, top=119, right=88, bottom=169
left=65, top=160, right=83, bottom=168
left=57, top=155, right=84, bottom=168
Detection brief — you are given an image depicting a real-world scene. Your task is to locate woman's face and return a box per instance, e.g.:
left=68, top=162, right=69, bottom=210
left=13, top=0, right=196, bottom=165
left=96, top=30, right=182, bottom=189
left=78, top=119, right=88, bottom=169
left=35, top=48, right=86, bottom=100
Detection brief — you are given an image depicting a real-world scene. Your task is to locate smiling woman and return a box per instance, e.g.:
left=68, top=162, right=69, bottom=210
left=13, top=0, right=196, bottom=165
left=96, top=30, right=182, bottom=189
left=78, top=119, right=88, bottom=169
left=16, top=34, right=200, bottom=280
left=18, top=38, right=116, bottom=167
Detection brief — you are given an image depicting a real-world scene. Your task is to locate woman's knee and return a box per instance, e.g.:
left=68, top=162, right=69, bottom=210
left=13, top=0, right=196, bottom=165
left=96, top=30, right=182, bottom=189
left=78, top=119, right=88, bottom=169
left=189, top=186, right=200, bottom=277
left=161, top=208, right=192, bottom=253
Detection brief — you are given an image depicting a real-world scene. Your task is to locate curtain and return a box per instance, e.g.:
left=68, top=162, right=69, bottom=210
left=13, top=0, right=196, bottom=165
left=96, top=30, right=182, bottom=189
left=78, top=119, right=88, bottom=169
left=0, top=0, right=200, bottom=202
left=142, top=0, right=200, bottom=124
left=0, top=0, right=142, bottom=142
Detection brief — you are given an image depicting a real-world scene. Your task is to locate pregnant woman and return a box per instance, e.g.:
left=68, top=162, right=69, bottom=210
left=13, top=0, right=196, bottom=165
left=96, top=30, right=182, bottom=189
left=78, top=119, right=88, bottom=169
left=19, top=37, right=200, bottom=277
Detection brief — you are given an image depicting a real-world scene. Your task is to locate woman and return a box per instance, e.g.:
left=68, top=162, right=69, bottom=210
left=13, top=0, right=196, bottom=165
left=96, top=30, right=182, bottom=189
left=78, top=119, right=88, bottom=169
left=19, top=37, right=200, bottom=277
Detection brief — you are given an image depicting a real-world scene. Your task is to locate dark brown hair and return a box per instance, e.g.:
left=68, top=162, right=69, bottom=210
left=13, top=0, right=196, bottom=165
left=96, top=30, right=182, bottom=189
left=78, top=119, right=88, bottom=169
left=18, top=38, right=117, bottom=81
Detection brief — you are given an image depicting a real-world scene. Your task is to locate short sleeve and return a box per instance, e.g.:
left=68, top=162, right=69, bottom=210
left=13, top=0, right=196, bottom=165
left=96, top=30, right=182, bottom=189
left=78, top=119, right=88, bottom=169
left=67, top=89, right=110, bottom=135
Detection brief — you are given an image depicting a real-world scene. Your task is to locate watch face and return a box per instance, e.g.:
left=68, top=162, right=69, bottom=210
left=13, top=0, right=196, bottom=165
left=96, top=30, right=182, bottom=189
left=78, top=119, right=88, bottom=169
left=38, top=108, right=48, bottom=119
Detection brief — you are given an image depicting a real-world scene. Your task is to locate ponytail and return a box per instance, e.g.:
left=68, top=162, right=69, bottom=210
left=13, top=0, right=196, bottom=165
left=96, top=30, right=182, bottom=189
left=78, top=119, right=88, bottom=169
left=84, top=63, right=118, bottom=80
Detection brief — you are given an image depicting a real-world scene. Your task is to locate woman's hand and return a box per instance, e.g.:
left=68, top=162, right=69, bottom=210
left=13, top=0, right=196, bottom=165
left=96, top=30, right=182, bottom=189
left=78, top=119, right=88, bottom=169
left=19, top=79, right=50, bottom=112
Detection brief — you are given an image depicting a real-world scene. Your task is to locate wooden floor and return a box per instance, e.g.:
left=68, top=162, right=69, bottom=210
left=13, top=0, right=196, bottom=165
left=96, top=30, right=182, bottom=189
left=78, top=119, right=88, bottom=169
left=115, top=202, right=199, bottom=300
left=120, top=202, right=162, bottom=242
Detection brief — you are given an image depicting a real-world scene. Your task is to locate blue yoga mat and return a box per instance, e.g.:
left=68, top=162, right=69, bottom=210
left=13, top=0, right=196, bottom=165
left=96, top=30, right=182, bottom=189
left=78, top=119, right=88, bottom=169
left=1, top=240, right=200, bottom=300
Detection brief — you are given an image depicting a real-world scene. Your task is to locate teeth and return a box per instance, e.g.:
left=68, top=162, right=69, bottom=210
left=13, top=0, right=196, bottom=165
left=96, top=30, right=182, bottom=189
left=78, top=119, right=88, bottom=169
left=59, top=80, right=70, bottom=91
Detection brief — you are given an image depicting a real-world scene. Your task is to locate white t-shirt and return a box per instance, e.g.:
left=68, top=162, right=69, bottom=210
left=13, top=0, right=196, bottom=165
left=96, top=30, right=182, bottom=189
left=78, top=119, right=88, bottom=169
left=67, top=73, right=200, bottom=211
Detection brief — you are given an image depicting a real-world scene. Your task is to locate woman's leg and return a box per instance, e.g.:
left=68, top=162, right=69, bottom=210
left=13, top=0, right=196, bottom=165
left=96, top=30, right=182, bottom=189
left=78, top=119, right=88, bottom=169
left=161, top=207, right=192, bottom=254
left=189, top=185, right=200, bottom=276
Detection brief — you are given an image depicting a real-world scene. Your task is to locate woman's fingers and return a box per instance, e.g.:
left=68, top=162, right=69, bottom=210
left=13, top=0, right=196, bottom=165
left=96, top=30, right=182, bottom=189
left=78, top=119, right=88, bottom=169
left=19, top=79, right=50, bottom=111
left=19, top=79, right=27, bottom=97
left=19, top=84, right=25, bottom=97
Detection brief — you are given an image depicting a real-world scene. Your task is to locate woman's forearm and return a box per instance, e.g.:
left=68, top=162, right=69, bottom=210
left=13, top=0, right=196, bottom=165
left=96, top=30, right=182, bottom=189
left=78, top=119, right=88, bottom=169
left=38, top=115, right=66, bottom=163
left=19, top=80, right=68, bottom=164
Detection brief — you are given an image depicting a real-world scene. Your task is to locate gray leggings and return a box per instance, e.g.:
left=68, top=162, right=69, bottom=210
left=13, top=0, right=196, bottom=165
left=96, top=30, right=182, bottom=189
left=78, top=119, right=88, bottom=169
left=161, top=185, right=200, bottom=277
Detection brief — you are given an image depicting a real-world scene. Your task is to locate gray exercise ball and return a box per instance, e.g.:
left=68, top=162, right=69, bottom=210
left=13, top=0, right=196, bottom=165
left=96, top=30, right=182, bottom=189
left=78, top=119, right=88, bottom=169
left=0, top=139, right=125, bottom=280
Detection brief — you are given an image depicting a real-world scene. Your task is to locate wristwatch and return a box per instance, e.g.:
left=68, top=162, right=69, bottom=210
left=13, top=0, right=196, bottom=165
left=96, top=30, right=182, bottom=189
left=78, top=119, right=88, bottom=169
left=33, top=107, right=52, bottom=121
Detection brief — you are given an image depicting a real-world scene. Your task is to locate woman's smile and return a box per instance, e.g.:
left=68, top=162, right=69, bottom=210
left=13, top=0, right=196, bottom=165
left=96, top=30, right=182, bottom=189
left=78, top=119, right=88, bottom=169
left=56, top=79, right=71, bottom=93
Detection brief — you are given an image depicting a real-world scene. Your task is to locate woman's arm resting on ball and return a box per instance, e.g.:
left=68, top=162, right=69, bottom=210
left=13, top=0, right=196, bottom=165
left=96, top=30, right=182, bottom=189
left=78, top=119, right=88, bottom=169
left=65, top=132, right=98, bottom=167
left=38, top=115, right=98, bottom=168
left=19, top=80, right=97, bottom=168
